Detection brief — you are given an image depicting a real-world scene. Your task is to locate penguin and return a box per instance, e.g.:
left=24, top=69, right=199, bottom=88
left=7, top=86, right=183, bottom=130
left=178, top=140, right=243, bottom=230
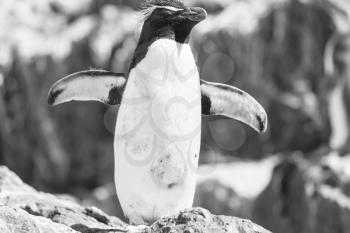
left=48, top=0, right=268, bottom=226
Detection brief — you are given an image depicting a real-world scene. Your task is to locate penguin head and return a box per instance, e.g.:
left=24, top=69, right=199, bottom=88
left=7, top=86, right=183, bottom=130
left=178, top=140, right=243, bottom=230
left=140, top=0, right=207, bottom=43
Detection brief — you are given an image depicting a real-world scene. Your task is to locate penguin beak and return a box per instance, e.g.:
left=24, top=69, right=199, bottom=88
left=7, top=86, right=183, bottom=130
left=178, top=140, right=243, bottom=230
left=181, top=7, right=207, bottom=22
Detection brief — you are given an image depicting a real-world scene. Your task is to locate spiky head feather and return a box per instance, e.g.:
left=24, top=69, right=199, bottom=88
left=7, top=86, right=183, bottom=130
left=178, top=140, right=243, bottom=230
left=145, top=0, right=185, bottom=9
left=139, top=0, right=185, bottom=21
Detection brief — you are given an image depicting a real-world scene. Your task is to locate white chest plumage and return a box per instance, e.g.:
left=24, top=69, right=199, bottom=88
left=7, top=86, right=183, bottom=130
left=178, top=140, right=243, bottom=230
left=114, top=39, right=201, bottom=224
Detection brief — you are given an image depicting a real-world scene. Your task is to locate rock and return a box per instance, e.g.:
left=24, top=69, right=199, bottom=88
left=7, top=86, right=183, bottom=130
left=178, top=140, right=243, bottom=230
left=253, top=154, right=350, bottom=233
left=0, top=168, right=128, bottom=232
left=151, top=208, right=270, bottom=233
left=0, top=207, right=77, bottom=233
left=0, top=166, right=271, bottom=233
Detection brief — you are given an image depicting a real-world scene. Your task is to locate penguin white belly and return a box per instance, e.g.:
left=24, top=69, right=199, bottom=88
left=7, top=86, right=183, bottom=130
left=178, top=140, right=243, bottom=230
left=114, top=39, right=201, bottom=224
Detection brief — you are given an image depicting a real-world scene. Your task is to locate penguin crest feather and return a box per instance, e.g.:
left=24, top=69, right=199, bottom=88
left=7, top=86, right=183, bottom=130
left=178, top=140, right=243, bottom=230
left=139, top=0, right=185, bottom=21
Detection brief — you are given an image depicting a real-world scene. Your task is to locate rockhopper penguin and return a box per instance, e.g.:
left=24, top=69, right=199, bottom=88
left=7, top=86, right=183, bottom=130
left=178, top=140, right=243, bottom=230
left=48, top=0, right=268, bottom=226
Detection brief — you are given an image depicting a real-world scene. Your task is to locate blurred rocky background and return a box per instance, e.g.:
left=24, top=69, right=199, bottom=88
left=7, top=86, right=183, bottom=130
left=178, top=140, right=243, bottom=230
left=2, top=0, right=350, bottom=232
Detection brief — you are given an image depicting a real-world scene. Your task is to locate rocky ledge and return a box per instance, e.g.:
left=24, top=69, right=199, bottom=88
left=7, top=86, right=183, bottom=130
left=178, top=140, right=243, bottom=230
left=0, top=166, right=271, bottom=233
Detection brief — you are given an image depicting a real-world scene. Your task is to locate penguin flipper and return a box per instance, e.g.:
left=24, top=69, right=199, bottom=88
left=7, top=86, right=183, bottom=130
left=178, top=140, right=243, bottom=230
left=48, top=70, right=126, bottom=106
left=200, top=80, right=268, bottom=133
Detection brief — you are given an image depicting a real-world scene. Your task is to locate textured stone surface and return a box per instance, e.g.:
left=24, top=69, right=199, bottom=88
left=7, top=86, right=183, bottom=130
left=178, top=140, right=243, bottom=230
left=253, top=155, right=350, bottom=233
left=0, top=207, right=77, bottom=233
left=0, top=166, right=271, bottom=233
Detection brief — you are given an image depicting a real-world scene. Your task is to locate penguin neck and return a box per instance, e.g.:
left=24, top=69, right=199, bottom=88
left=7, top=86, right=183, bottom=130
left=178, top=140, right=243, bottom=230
left=129, top=24, right=193, bottom=72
